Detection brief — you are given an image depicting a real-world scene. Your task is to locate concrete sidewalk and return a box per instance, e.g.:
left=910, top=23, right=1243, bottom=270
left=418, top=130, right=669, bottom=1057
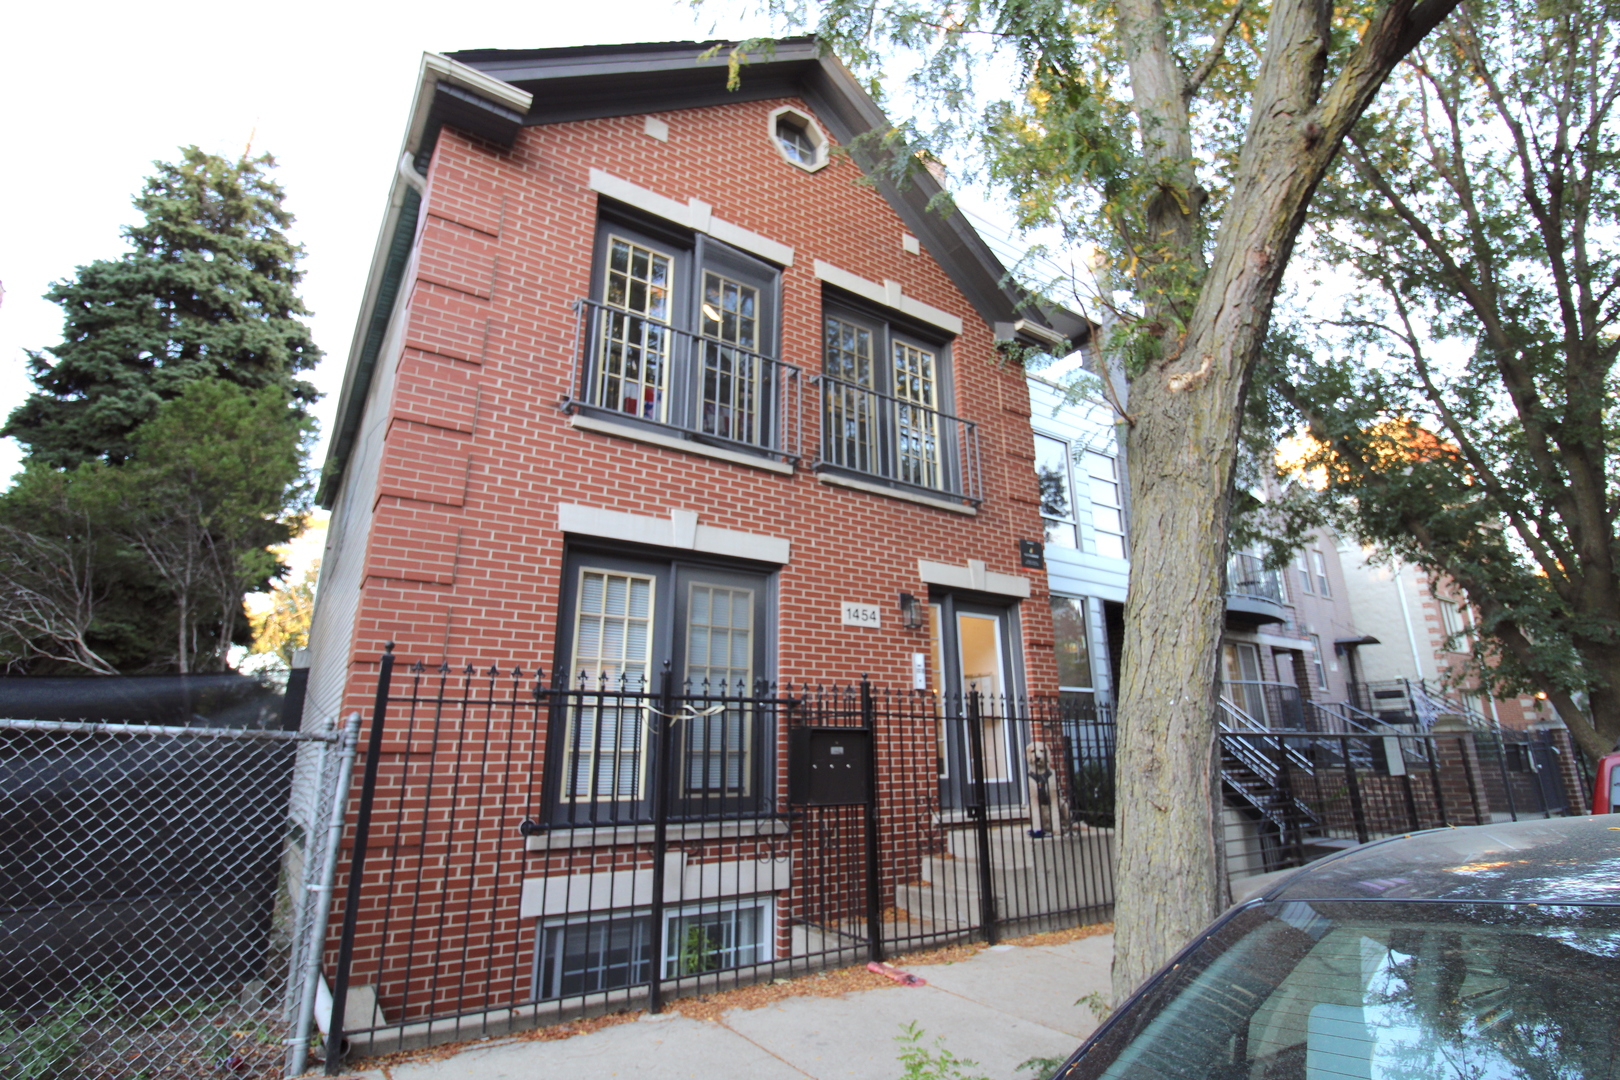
left=347, top=933, right=1113, bottom=1080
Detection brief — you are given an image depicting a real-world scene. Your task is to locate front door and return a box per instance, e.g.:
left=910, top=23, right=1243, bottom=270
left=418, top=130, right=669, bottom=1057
left=930, top=596, right=1023, bottom=810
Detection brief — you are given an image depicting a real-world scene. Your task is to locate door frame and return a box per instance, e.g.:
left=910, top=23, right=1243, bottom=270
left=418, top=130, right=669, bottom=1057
left=930, top=590, right=1028, bottom=811
left=546, top=543, right=779, bottom=825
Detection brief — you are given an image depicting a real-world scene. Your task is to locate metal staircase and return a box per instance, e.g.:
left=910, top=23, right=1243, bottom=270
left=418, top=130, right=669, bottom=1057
left=1217, top=699, right=1321, bottom=838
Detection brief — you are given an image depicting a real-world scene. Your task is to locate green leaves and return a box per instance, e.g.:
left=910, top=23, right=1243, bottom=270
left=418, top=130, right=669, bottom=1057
left=0, top=148, right=318, bottom=675
left=1262, top=0, right=1620, bottom=756
left=4, top=147, right=320, bottom=469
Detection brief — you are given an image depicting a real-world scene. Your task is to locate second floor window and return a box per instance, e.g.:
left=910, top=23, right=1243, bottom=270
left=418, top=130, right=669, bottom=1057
left=820, top=302, right=963, bottom=495
left=1084, top=450, right=1126, bottom=559
left=1311, top=549, right=1331, bottom=596
left=1438, top=598, right=1470, bottom=643
left=1033, top=432, right=1078, bottom=548
left=580, top=215, right=786, bottom=455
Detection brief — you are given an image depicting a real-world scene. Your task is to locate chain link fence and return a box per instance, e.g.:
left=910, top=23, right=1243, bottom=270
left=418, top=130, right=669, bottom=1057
left=0, top=717, right=347, bottom=1079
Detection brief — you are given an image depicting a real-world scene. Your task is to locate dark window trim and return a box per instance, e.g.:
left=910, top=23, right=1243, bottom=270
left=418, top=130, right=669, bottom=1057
left=816, top=288, right=976, bottom=503
left=545, top=542, right=780, bottom=827
left=567, top=201, right=795, bottom=465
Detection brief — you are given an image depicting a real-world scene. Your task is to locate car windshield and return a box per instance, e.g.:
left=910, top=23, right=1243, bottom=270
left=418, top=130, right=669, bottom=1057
left=1066, top=900, right=1620, bottom=1080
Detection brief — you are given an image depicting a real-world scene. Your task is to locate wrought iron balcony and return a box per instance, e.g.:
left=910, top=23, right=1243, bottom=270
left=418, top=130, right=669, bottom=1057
left=567, top=298, right=801, bottom=463
left=811, top=372, right=982, bottom=505
left=1226, top=552, right=1287, bottom=625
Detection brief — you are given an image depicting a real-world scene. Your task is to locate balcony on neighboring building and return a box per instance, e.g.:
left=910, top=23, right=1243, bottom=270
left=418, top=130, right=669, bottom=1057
left=1226, top=551, right=1287, bottom=626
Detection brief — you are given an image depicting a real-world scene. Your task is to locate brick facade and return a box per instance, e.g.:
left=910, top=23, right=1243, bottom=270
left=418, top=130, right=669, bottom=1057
left=325, top=103, right=1060, bottom=711
left=306, top=48, right=1086, bottom=1039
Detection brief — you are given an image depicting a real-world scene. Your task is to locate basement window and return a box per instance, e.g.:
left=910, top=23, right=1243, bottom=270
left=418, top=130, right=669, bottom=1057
left=531, top=897, right=773, bottom=1000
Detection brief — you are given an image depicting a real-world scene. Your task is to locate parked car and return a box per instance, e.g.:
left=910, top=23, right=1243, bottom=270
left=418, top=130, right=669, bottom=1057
left=1593, top=750, right=1620, bottom=813
left=1054, top=817, right=1620, bottom=1079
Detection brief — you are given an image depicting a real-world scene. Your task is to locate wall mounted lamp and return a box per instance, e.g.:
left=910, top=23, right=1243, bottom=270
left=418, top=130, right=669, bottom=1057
left=898, top=592, right=925, bottom=631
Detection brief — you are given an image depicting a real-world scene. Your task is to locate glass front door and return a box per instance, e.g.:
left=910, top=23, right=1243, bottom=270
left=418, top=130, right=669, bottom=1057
left=930, top=597, right=1023, bottom=810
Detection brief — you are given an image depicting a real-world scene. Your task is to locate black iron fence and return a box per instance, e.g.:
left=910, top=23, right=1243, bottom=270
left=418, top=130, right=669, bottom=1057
left=321, top=654, right=1577, bottom=1068
left=1217, top=725, right=1584, bottom=878
left=322, top=659, right=1113, bottom=1066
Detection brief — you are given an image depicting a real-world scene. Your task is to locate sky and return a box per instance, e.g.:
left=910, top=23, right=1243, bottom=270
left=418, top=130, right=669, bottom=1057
left=0, top=1, right=796, bottom=486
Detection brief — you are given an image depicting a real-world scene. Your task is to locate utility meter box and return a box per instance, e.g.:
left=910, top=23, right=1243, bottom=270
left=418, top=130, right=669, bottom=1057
left=789, top=727, right=871, bottom=806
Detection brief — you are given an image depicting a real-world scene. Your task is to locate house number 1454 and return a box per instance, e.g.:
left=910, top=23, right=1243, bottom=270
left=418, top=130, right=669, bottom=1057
left=840, top=603, right=881, bottom=628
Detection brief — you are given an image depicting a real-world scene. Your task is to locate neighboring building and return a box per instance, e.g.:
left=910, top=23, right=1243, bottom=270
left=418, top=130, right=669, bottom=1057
left=1337, top=543, right=1543, bottom=730
left=1218, top=525, right=1370, bottom=731
left=1027, top=375, right=1126, bottom=717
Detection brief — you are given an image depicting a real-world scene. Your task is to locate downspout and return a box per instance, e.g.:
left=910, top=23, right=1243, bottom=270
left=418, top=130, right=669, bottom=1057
left=1392, top=564, right=1427, bottom=680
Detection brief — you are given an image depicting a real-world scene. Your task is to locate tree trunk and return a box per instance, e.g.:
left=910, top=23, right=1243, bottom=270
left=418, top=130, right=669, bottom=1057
left=1113, top=372, right=1242, bottom=997
left=1108, top=0, right=1462, bottom=1003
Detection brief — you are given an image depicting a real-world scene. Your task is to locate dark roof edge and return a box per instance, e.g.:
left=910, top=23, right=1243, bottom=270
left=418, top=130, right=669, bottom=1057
left=448, top=40, right=1089, bottom=348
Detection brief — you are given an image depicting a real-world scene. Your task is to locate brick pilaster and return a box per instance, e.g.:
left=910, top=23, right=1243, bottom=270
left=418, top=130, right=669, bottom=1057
left=1528, top=716, right=1589, bottom=814
left=1431, top=712, right=1487, bottom=826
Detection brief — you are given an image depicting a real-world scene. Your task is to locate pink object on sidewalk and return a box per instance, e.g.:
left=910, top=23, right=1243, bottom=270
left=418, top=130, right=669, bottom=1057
left=867, top=961, right=927, bottom=986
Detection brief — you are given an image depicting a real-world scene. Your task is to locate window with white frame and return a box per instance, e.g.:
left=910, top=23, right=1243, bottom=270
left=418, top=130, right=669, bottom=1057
left=551, top=552, right=771, bottom=825
left=1033, top=432, right=1078, bottom=548
left=1084, top=451, right=1127, bottom=559
left=579, top=213, right=787, bottom=456
left=1438, top=598, right=1470, bottom=644
left=768, top=106, right=829, bottom=172
left=1297, top=551, right=1313, bottom=595
left=1311, top=549, right=1331, bottom=596
left=1308, top=633, right=1328, bottom=689
left=533, top=897, right=773, bottom=1001
left=820, top=300, right=958, bottom=495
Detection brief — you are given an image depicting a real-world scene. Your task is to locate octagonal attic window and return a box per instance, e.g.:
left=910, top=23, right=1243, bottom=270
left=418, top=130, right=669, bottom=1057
left=769, top=107, right=829, bottom=173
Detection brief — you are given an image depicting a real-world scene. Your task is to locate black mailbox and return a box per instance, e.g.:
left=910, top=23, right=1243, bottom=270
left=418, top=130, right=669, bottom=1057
left=789, top=726, right=872, bottom=806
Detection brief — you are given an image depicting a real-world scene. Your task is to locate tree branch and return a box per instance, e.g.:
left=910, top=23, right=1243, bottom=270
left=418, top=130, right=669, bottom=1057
left=1183, top=0, right=1249, bottom=101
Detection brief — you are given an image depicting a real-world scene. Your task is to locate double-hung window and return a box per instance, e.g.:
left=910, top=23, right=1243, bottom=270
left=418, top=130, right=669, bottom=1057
left=819, top=300, right=964, bottom=497
left=1311, top=549, right=1331, bottom=596
left=1033, top=432, right=1078, bottom=548
left=1084, top=451, right=1127, bottom=559
left=580, top=212, right=787, bottom=458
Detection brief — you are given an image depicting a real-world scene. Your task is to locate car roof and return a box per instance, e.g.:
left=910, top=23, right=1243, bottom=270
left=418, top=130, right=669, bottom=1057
left=1262, top=815, right=1620, bottom=905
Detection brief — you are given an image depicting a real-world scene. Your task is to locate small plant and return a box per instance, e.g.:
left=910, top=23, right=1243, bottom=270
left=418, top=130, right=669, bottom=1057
left=895, top=1022, right=991, bottom=1080
left=1075, top=991, right=1114, bottom=1021
left=1, top=987, right=118, bottom=1080
left=1015, top=1055, right=1067, bottom=1079
left=677, top=924, right=721, bottom=976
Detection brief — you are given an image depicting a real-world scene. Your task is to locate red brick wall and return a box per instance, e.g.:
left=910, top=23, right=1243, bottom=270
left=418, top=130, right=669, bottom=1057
left=330, top=98, right=1059, bottom=715
left=319, top=97, right=1066, bottom=1026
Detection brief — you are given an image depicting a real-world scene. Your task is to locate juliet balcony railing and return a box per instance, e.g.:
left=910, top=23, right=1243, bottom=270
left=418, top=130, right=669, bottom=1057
left=811, top=372, right=983, bottom=505
left=568, top=298, right=802, bottom=463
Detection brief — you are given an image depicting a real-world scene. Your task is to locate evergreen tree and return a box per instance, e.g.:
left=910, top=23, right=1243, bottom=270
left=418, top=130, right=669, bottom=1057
left=4, top=147, right=320, bottom=467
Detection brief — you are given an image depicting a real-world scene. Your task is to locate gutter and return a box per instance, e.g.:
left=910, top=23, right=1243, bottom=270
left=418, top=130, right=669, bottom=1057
left=315, top=54, right=532, bottom=509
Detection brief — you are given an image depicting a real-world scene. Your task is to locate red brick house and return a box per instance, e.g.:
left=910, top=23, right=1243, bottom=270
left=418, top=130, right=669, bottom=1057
left=301, top=40, right=1094, bottom=1045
